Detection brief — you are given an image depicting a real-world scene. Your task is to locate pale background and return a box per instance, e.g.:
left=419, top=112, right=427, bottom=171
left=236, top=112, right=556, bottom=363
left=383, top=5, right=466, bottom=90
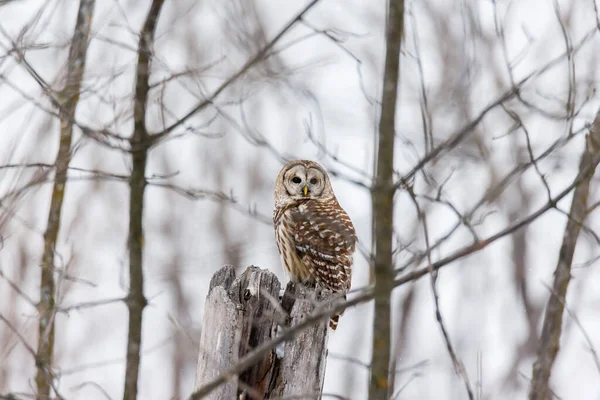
left=1, top=0, right=600, bottom=399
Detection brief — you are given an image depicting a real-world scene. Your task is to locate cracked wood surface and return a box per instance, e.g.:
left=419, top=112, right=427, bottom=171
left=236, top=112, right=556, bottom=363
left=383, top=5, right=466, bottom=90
left=194, top=265, right=332, bottom=399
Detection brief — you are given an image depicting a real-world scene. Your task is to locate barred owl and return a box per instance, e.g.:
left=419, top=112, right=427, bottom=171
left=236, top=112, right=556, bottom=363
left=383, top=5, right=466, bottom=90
left=273, top=160, right=357, bottom=330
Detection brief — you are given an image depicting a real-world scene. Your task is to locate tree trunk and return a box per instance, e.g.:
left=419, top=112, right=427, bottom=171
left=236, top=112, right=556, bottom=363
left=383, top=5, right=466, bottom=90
left=194, top=265, right=332, bottom=399
left=36, top=1, right=95, bottom=397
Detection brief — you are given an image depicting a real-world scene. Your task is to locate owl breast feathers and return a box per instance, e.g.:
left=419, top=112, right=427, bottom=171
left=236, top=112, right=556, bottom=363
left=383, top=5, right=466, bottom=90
left=273, top=160, right=357, bottom=330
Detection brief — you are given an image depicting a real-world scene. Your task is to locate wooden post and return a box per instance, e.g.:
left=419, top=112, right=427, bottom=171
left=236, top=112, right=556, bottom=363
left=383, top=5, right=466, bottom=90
left=194, top=265, right=332, bottom=399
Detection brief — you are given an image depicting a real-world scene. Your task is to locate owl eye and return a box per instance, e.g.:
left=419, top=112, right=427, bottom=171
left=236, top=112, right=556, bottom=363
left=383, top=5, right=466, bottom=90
left=292, top=177, right=302, bottom=184
left=310, top=178, right=318, bottom=184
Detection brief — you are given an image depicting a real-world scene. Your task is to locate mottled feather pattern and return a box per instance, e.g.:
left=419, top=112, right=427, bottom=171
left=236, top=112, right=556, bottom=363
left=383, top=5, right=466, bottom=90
left=273, top=160, right=357, bottom=330
left=291, top=199, right=356, bottom=292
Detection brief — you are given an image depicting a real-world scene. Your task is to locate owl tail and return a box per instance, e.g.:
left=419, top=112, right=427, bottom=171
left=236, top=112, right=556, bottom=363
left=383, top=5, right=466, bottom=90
left=328, top=294, right=346, bottom=330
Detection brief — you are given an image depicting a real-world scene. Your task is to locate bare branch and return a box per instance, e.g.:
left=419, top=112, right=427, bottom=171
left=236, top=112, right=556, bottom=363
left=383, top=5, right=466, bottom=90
left=57, top=296, right=126, bottom=315
left=395, top=128, right=585, bottom=276
left=395, top=145, right=600, bottom=288
left=0, top=268, right=37, bottom=308
left=151, top=0, right=323, bottom=142
left=542, top=283, right=600, bottom=377
left=407, top=189, right=474, bottom=399
left=394, top=25, right=598, bottom=190
left=150, top=182, right=271, bottom=225
left=529, top=109, right=600, bottom=399
left=188, top=151, right=600, bottom=400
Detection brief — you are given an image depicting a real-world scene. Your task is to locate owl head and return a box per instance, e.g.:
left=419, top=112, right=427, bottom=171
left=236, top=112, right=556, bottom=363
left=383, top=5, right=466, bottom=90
left=274, top=160, right=334, bottom=205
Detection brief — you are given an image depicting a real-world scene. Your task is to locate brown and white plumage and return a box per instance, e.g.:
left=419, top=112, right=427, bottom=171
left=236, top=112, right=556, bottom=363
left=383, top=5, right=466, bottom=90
left=273, top=160, right=357, bottom=330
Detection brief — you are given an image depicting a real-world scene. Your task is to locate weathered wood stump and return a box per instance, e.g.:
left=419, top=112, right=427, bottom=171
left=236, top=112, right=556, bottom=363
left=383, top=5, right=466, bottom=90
left=194, top=265, right=333, bottom=399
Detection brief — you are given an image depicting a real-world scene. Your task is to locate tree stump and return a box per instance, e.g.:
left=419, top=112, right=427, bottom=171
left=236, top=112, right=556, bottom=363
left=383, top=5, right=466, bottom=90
left=193, top=265, right=332, bottom=399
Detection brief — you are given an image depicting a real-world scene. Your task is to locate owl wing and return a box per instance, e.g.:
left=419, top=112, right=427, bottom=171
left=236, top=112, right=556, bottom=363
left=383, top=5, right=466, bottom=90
left=289, top=199, right=357, bottom=292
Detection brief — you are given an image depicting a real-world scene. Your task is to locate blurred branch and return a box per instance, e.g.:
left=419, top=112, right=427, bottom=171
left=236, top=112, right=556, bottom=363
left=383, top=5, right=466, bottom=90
left=151, top=182, right=271, bottom=225
left=57, top=296, right=126, bottom=314
left=0, top=394, right=26, bottom=400
left=390, top=372, right=423, bottom=399
left=500, top=139, right=540, bottom=389
left=207, top=99, right=287, bottom=163
left=251, top=141, right=600, bottom=400
left=327, top=352, right=371, bottom=369
left=299, top=19, right=376, bottom=104
left=529, top=110, right=600, bottom=399
left=70, top=382, right=112, bottom=400
left=501, top=104, right=552, bottom=201
left=370, top=1, right=403, bottom=398
left=394, top=24, right=598, bottom=190
left=407, top=188, right=474, bottom=399
left=0, top=315, right=63, bottom=400
left=494, top=1, right=584, bottom=124
left=0, top=21, right=131, bottom=152
left=409, top=4, right=433, bottom=155
left=0, top=163, right=271, bottom=230
left=0, top=3, right=597, bottom=399
left=542, top=282, right=600, bottom=377
left=151, top=0, right=322, bottom=142
left=303, top=117, right=372, bottom=189
left=188, top=147, right=600, bottom=399
left=0, top=71, right=130, bottom=150
left=394, top=85, right=517, bottom=190
left=0, top=0, right=24, bottom=6
left=36, top=1, right=95, bottom=397
left=0, top=174, right=128, bottom=207
left=394, top=139, right=600, bottom=287
left=0, top=163, right=130, bottom=180
left=0, top=314, right=36, bottom=359
left=147, top=57, right=226, bottom=89
left=0, top=268, right=37, bottom=308
left=594, top=0, right=600, bottom=30
left=395, top=127, right=585, bottom=276
left=123, top=1, right=165, bottom=400
left=552, top=0, right=576, bottom=136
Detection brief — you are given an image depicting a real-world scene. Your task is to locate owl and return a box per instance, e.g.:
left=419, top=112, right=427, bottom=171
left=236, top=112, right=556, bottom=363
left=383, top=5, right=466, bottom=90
left=273, top=160, right=357, bottom=330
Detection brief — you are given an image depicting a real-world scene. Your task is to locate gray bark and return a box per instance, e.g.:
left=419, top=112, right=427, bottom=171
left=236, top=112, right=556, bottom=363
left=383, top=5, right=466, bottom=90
left=268, top=283, right=330, bottom=399
left=194, top=265, right=332, bottom=400
left=529, top=110, right=600, bottom=399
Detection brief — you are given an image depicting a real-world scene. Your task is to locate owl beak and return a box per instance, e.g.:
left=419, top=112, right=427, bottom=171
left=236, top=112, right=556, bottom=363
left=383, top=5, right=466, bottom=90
left=303, top=185, right=309, bottom=196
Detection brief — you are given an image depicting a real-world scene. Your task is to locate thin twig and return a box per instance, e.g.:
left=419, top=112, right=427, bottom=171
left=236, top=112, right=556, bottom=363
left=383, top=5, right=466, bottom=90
left=409, top=3, right=434, bottom=154
left=152, top=0, right=323, bottom=141
left=541, top=283, right=600, bottom=377
left=0, top=268, right=37, bottom=307
left=0, top=315, right=65, bottom=399
left=188, top=153, right=599, bottom=399
left=57, top=297, right=126, bottom=314
left=395, top=148, right=600, bottom=288
left=150, top=182, right=271, bottom=225
left=395, top=128, right=584, bottom=275
left=552, top=0, right=576, bottom=137
left=529, top=110, right=600, bottom=399
left=407, top=188, right=474, bottom=399
left=393, top=25, right=598, bottom=190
